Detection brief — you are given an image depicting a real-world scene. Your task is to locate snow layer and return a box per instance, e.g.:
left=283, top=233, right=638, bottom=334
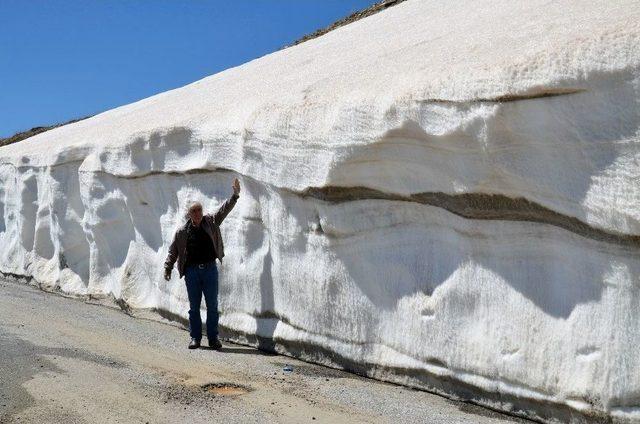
left=1, top=0, right=640, bottom=421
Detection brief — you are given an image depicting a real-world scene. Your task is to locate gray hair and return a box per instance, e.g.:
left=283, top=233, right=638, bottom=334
left=184, top=201, right=204, bottom=221
left=186, top=201, right=203, bottom=214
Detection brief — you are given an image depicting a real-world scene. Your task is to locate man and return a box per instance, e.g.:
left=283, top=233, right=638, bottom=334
left=164, top=178, right=241, bottom=350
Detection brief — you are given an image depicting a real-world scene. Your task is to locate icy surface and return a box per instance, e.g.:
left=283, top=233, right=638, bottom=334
left=1, top=0, right=640, bottom=421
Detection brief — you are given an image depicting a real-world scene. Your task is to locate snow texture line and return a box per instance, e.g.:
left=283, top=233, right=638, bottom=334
left=302, top=186, right=640, bottom=248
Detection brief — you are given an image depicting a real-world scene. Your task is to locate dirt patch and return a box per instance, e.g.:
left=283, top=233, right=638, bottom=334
left=202, top=383, right=252, bottom=396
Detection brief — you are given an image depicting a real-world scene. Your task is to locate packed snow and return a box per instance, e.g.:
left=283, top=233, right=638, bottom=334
left=1, top=0, right=639, bottom=421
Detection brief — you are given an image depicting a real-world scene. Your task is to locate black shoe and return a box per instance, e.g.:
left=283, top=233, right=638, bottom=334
left=188, top=338, right=201, bottom=349
left=208, top=337, right=222, bottom=350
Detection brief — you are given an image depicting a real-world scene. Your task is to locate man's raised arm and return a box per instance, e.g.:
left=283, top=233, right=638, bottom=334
left=213, top=178, right=241, bottom=226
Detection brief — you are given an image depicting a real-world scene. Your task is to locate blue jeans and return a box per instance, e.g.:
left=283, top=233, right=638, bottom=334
left=184, top=262, right=219, bottom=341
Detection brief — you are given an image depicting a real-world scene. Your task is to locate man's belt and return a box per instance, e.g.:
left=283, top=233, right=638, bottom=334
left=189, top=261, right=215, bottom=269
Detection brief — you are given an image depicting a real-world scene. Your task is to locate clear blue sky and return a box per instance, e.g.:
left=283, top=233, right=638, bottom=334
left=0, top=0, right=378, bottom=138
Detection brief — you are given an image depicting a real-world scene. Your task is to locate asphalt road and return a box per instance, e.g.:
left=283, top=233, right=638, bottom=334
left=0, top=278, right=529, bottom=424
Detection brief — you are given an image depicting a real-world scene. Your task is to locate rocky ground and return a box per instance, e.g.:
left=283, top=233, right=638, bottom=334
left=0, top=277, right=530, bottom=424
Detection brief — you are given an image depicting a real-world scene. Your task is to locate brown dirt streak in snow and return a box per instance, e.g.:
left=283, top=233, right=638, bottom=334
left=301, top=186, right=640, bottom=249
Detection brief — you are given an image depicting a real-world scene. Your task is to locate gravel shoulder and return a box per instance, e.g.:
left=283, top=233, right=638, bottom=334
left=0, top=278, right=529, bottom=424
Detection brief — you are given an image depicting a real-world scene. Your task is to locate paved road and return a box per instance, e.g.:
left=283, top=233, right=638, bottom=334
left=0, top=278, right=529, bottom=424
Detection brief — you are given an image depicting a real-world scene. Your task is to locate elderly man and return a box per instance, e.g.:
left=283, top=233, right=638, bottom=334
left=164, top=178, right=240, bottom=349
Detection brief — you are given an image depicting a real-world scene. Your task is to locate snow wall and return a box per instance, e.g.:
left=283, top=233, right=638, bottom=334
left=1, top=1, right=639, bottom=422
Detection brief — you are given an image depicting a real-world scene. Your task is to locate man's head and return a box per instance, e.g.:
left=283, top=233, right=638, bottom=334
left=187, top=201, right=204, bottom=226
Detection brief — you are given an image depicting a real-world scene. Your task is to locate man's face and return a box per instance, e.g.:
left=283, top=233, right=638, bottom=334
left=189, top=205, right=203, bottom=226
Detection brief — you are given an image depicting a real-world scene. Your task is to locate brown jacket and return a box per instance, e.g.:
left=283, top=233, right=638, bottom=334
left=164, top=193, right=239, bottom=278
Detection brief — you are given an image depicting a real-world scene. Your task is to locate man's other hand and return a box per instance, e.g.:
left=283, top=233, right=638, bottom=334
left=232, top=178, right=241, bottom=195
left=164, top=269, right=171, bottom=281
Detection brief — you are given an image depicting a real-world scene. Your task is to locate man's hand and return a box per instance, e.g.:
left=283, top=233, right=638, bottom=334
left=164, top=268, right=171, bottom=281
left=232, top=178, right=241, bottom=196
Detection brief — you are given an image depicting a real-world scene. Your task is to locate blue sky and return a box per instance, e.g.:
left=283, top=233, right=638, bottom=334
left=0, top=1, right=378, bottom=137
